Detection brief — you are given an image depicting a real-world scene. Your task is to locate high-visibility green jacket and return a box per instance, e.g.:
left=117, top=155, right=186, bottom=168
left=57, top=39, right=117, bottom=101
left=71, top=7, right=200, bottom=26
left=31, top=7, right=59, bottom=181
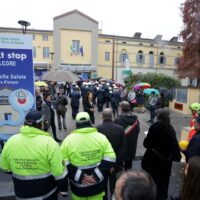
left=0, top=125, right=68, bottom=199
left=60, top=127, right=116, bottom=198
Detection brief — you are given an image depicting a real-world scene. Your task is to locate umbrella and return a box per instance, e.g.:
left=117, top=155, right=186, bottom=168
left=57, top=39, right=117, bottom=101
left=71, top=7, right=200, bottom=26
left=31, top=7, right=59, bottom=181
left=133, top=82, right=151, bottom=90
left=143, top=88, right=160, bottom=95
left=43, top=70, right=80, bottom=82
left=34, top=81, right=48, bottom=87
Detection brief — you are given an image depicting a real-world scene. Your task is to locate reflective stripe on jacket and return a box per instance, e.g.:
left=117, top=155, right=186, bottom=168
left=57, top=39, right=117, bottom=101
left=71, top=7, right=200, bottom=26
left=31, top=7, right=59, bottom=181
left=60, top=127, right=116, bottom=197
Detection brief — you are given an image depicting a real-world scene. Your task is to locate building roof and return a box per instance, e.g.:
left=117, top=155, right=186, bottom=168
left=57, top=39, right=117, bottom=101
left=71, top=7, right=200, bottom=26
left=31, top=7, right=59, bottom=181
left=99, top=33, right=182, bottom=45
left=0, top=27, right=53, bottom=34
left=53, top=9, right=98, bottom=24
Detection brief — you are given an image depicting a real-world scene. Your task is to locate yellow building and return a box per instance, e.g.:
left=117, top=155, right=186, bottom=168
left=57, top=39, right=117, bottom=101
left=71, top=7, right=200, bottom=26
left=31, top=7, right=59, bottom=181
left=0, top=9, right=199, bottom=114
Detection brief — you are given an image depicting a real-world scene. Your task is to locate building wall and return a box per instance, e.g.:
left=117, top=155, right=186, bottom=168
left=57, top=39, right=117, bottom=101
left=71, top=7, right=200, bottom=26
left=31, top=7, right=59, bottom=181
left=98, top=35, right=182, bottom=82
left=169, top=88, right=200, bottom=114
left=53, top=11, right=98, bottom=69
left=60, top=29, right=92, bottom=65
left=32, top=32, right=54, bottom=64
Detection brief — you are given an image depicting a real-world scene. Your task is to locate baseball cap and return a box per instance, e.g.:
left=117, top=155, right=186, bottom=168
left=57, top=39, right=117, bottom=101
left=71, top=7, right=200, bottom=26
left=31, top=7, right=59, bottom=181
left=76, top=112, right=90, bottom=123
left=25, top=110, right=43, bottom=125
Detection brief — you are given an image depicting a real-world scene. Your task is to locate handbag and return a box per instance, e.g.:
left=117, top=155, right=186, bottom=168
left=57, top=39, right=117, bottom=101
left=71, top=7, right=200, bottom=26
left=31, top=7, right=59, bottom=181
left=131, top=99, right=137, bottom=104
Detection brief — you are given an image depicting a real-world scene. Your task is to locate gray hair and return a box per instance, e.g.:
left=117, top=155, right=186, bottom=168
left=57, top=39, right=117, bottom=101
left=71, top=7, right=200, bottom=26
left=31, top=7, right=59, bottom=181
left=120, top=101, right=130, bottom=112
left=102, top=108, right=113, bottom=120
left=156, top=109, right=170, bottom=124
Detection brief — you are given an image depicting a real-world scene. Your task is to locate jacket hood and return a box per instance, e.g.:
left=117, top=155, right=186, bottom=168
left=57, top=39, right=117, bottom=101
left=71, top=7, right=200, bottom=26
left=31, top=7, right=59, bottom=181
left=72, top=127, right=97, bottom=134
left=120, top=112, right=138, bottom=125
left=20, top=125, right=51, bottom=137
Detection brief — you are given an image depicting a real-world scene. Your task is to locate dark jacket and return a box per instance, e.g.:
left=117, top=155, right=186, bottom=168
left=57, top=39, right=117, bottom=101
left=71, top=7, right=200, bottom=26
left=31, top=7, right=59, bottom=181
left=110, top=91, right=121, bottom=106
left=96, top=120, right=127, bottom=170
left=114, top=112, right=140, bottom=161
left=141, top=122, right=181, bottom=177
left=69, top=91, right=81, bottom=108
left=183, top=130, right=200, bottom=162
left=83, top=98, right=95, bottom=123
left=55, top=95, right=68, bottom=115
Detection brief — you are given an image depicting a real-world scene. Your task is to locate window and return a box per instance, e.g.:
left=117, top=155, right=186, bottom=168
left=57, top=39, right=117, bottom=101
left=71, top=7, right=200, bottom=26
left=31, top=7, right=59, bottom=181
left=43, top=34, right=48, bottom=41
left=105, top=52, right=110, bottom=61
left=43, top=47, right=50, bottom=58
left=105, top=40, right=110, bottom=43
left=33, top=46, right=36, bottom=58
left=122, top=42, right=127, bottom=44
left=176, top=88, right=187, bottom=103
left=4, top=113, right=12, bottom=121
left=32, top=34, right=35, bottom=40
left=136, top=50, right=144, bottom=64
left=120, top=53, right=128, bottom=62
left=174, top=57, right=180, bottom=65
left=72, top=40, right=80, bottom=54
left=159, top=52, right=166, bottom=65
left=149, top=51, right=154, bottom=67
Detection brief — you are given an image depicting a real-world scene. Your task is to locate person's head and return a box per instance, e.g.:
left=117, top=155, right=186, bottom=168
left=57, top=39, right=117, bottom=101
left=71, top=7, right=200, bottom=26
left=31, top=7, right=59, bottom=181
left=43, top=92, right=51, bottom=101
left=181, top=156, right=200, bottom=200
left=114, top=170, right=157, bottom=200
left=120, top=101, right=131, bottom=112
left=189, top=103, right=200, bottom=116
left=156, top=109, right=170, bottom=124
left=75, top=112, right=92, bottom=128
left=86, top=91, right=93, bottom=100
left=151, top=91, right=155, bottom=96
left=24, top=110, right=44, bottom=130
left=102, top=108, right=113, bottom=121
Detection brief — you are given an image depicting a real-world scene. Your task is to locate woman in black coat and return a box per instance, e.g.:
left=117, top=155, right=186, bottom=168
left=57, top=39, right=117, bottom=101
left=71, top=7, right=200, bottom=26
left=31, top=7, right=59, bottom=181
left=83, top=91, right=95, bottom=124
left=141, top=109, right=181, bottom=200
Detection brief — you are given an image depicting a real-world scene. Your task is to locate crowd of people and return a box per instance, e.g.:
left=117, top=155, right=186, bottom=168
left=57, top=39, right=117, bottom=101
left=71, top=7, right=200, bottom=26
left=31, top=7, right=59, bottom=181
left=1, top=79, right=200, bottom=200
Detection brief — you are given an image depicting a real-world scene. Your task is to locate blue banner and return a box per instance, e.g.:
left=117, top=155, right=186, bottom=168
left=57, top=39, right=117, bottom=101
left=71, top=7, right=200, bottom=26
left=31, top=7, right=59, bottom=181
left=0, top=34, right=34, bottom=134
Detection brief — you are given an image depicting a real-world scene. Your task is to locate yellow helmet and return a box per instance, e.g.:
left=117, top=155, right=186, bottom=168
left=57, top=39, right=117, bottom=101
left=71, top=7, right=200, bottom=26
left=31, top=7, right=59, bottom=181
left=179, top=140, right=189, bottom=150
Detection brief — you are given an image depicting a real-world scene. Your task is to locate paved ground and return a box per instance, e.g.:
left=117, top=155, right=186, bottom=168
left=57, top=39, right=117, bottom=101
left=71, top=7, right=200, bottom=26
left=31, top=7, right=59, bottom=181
left=0, top=103, right=190, bottom=199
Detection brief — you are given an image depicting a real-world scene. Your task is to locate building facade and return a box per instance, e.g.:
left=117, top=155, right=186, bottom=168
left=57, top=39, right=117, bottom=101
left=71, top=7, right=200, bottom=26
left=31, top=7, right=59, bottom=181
left=1, top=9, right=198, bottom=115
left=0, top=9, right=182, bottom=82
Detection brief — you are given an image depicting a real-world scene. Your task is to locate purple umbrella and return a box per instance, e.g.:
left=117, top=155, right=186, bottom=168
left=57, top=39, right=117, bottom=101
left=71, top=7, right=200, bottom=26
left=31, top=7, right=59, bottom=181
left=133, top=85, right=141, bottom=90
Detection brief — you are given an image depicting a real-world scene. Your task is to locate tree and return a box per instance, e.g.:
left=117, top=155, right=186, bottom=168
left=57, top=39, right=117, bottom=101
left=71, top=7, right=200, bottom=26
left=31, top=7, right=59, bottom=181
left=124, top=73, right=180, bottom=90
left=178, top=0, right=200, bottom=78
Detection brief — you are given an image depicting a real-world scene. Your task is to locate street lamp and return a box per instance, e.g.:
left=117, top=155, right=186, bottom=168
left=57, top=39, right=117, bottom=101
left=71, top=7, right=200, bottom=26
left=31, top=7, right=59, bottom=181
left=18, top=20, right=31, bottom=34
left=50, top=52, right=54, bottom=60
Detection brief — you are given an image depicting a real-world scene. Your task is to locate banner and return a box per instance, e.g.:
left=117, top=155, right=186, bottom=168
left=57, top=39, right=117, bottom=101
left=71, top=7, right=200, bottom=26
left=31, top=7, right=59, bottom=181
left=0, top=33, right=34, bottom=134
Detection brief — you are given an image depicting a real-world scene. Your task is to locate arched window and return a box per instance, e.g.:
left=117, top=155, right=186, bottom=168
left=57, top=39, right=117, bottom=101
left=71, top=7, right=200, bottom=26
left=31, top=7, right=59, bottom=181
left=120, top=49, right=128, bottom=62
left=159, top=52, right=166, bottom=65
left=174, top=54, right=181, bottom=65
left=149, top=51, right=154, bottom=67
left=136, top=50, right=145, bottom=64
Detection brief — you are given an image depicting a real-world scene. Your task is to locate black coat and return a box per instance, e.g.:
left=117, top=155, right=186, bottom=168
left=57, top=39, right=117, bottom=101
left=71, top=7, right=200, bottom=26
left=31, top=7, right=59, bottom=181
left=69, top=91, right=81, bottom=108
left=114, top=112, right=140, bottom=161
left=141, top=122, right=181, bottom=177
left=96, top=120, right=127, bottom=170
left=183, top=130, right=200, bottom=162
left=83, top=98, right=95, bottom=123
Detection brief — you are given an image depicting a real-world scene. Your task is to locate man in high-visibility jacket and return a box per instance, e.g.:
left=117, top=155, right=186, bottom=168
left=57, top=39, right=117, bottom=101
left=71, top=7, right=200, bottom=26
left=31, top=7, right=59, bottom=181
left=60, top=112, right=116, bottom=200
left=0, top=110, right=68, bottom=200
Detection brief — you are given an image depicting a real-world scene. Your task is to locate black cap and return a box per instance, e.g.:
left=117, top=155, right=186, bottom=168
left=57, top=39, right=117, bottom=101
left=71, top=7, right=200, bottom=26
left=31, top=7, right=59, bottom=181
left=25, top=110, right=43, bottom=125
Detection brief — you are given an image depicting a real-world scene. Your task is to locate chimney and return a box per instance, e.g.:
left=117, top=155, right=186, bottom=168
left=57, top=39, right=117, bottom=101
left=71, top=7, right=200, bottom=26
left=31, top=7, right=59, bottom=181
left=133, top=32, right=142, bottom=38
left=154, top=35, right=162, bottom=40
left=169, top=36, right=178, bottom=42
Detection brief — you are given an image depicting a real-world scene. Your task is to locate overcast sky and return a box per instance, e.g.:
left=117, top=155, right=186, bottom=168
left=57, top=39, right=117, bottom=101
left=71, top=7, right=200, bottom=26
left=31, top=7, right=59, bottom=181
left=0, top=0, right=185, bottom=40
